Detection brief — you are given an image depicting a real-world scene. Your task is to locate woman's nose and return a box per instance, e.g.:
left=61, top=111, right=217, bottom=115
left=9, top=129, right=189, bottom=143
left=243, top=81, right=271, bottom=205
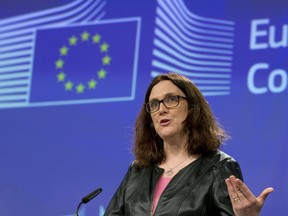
left=158, top=102, right=168, bottom=113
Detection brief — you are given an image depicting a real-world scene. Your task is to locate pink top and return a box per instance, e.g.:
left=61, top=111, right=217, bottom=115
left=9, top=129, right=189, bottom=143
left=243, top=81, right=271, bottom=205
left=152, top=176, right=172, bottom=213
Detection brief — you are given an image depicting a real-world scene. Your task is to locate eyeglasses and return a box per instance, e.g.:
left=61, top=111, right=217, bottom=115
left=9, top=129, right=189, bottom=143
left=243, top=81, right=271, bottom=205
left=146, top=95, right=187, bottom=113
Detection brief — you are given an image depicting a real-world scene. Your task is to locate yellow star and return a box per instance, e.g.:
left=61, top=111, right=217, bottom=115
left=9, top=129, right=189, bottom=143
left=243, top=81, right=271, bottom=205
left=57, top=72, right=66, bottom=82
left=81, top=31, right=90, bottom=41
left=55, top=59, right=64, bottom=69
left=60, top=46, right=69, bottom=56
left=88, top=79, right=97, bottom=89
left=93, top=34, right=101, bottom=43
left=76, top=83, right=85, bottom=93
left=102, top=55, right=111, bottom=65
left=65, top=81, right=73, bottom=91
left=98, top=69, right=107, bottom=79
left=100, top=42, right=109, bottom=52
left=69, top=36, right=78, bottom=45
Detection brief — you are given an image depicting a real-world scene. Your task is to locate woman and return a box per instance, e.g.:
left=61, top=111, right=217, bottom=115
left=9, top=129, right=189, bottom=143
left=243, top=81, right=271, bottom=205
left=104, top=73, right=272, bottom=216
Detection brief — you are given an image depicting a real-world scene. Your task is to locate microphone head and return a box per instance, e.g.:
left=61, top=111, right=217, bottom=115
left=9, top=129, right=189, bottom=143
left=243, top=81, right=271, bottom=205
left=82, top=188, right=102, bottom=204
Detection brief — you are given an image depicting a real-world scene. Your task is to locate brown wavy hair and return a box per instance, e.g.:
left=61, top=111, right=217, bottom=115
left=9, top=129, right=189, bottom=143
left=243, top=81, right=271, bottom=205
left=133, top=73, right=228, bottom=168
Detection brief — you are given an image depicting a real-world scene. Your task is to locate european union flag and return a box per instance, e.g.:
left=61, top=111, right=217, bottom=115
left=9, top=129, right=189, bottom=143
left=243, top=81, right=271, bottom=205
left=30, top=18, right=140, bottom=105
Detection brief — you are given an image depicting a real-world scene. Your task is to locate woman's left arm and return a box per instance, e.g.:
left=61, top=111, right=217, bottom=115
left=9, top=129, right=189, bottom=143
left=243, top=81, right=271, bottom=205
left=210, top=157, right=243, bottom=215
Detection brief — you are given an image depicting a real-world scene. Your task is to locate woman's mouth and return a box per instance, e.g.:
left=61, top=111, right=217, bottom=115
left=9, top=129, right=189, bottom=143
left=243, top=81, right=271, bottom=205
left=160, top=119, right=171, bottom=126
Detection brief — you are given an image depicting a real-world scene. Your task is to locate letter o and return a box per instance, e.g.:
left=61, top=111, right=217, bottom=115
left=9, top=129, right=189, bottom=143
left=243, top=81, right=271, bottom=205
left=268, top=69, right=288, bottom=93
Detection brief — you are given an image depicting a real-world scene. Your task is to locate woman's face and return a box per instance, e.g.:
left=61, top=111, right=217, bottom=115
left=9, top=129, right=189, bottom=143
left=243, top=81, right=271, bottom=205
left=149, top=80, right=188, bottom=141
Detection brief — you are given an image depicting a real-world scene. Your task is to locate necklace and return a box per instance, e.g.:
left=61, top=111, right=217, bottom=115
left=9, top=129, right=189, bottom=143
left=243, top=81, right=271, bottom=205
left=165, top=156, right=190, bottom=176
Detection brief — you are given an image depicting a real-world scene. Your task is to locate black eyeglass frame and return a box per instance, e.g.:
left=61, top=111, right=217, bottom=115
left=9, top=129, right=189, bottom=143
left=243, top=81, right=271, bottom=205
left=146, top=95, right=187, bottom=113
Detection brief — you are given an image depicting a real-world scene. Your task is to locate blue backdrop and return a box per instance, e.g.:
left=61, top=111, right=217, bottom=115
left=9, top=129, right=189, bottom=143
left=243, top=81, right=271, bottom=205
left=0, top=0, right=287, bottom=215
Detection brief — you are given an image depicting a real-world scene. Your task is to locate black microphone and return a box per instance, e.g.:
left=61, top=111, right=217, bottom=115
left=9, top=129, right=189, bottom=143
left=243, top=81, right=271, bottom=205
left=82, top=188, right=102, bottom=204
left=75, top=187, right=103, bottom=216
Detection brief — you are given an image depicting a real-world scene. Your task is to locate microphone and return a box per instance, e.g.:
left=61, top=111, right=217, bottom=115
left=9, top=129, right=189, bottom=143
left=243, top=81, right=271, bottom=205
left=82, top=187, right=102, bottom=203
left=75, top=187, right=102, bottom=216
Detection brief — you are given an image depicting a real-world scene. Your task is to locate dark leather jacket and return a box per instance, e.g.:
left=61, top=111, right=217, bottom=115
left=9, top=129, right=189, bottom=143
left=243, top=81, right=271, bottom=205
left=104, top=150, right=243, bottom=216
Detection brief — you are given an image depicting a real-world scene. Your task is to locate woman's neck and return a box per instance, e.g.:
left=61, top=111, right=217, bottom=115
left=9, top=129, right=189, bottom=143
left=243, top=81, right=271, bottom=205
left=162, top=135, right=188, bottom=158
left=160, top=137, right=200, bottom=177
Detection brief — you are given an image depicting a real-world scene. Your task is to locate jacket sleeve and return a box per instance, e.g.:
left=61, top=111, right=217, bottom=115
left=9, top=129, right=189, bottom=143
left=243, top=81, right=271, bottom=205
left=210, top=156, right=243, bottom=216
left=104, top=165, right=132, bottom=216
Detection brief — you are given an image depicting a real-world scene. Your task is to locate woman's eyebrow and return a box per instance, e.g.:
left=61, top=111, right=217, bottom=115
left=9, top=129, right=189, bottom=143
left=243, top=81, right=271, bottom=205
left=149, top=92, right=176, bottom=101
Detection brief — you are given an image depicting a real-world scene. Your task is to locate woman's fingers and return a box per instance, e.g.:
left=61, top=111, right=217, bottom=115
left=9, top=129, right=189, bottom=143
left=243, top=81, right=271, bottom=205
left=257, top=187, right=274, bottom=203
left=225, top=175, right=274, bottom=216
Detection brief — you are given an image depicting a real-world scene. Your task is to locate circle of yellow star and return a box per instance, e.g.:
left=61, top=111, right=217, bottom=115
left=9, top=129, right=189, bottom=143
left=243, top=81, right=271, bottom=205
left=55, top=31, right=111, bottom=93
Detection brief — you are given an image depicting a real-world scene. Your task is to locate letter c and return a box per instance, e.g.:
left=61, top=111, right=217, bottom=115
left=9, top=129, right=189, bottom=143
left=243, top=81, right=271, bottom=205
left=247, top=63, right=269, bottom=94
